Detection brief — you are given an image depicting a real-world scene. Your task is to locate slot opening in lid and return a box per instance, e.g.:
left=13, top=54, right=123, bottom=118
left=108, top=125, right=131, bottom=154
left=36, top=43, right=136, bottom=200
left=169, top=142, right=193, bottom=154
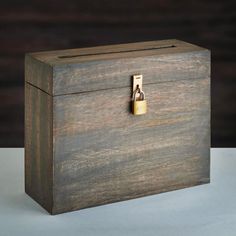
left=58, top=45, right=176, bottom=59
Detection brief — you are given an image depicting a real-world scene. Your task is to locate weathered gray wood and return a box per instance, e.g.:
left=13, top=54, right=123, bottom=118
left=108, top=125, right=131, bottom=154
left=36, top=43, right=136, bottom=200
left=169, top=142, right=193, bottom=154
left=28, top=39, right=203, bottom=65
left=24, top=39, right=211, bottom=214
left=52, top=77, right=210, bottom=214
left=25, top=54, right=53, bottom=95
left=52, top=50, right=210, bottom=95
left=25, top=83, right=53, bottom=213
left=25, top=40, right=210, bottom=96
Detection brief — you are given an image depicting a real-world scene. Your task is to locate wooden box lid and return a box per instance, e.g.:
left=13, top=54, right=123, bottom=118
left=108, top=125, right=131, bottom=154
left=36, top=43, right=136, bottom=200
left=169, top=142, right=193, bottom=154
left=25, top=39, right=210, bottom=96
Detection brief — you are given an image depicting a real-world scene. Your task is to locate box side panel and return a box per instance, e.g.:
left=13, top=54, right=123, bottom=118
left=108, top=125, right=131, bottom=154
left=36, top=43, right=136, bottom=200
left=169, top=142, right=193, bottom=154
left=52, top=73, right=210, bottom=214
left=25, top=54, right=53, bottom=95
left=25, top=83, right=53, bottom=213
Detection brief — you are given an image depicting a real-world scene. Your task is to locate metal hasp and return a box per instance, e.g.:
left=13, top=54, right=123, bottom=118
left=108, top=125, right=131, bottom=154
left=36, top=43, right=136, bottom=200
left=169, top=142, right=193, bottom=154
left=132, top=74, right=147, bottom=115
left=132, top=74, right=143, bottom=93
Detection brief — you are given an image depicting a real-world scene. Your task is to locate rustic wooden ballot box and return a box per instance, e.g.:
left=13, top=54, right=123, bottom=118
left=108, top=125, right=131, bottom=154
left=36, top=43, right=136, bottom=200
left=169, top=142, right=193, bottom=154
left=25, top=39, right=210, bottom=215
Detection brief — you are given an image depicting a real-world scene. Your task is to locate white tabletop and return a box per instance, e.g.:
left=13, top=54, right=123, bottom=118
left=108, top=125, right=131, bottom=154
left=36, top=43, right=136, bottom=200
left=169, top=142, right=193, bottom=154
left=0, top=148, right=236, bottom=236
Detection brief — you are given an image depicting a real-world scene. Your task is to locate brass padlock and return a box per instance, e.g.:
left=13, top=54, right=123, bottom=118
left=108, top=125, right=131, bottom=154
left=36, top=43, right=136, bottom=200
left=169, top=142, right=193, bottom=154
left=132, top=88, right=147, bottom=115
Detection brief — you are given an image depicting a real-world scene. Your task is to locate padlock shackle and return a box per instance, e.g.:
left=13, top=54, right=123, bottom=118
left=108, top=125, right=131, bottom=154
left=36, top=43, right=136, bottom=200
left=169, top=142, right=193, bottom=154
left=132, top=88, right=145, bottom=101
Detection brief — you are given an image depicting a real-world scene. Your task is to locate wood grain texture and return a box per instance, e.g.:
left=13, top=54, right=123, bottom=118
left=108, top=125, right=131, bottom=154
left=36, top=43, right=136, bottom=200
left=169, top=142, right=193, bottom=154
left=25, top=83, right=53, bottom=213
left=25, top=54, right=53, bottom=95
left=52, top=77, right=210, bottom=214
left=30, top=39, right=201, bottom=65
left=52, top=49, right=209, bottom=95
left=26, top=39, right=210, bottom=96
left=25, top=40, right=210, bottom=214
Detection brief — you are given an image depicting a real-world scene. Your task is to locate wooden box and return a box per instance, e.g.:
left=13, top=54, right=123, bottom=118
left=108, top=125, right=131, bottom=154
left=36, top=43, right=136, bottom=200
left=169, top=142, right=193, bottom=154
left=25, top=39, right=210, bottom=215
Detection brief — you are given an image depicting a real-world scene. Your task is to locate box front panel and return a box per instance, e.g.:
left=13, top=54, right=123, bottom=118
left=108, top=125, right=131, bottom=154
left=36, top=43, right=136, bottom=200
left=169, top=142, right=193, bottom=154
left=52, top=77, right=210, bottom=214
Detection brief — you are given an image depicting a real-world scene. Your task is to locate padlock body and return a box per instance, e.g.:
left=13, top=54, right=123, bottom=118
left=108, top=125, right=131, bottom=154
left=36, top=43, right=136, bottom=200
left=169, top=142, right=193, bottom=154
left=132, top=100, right=147, bottom=115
